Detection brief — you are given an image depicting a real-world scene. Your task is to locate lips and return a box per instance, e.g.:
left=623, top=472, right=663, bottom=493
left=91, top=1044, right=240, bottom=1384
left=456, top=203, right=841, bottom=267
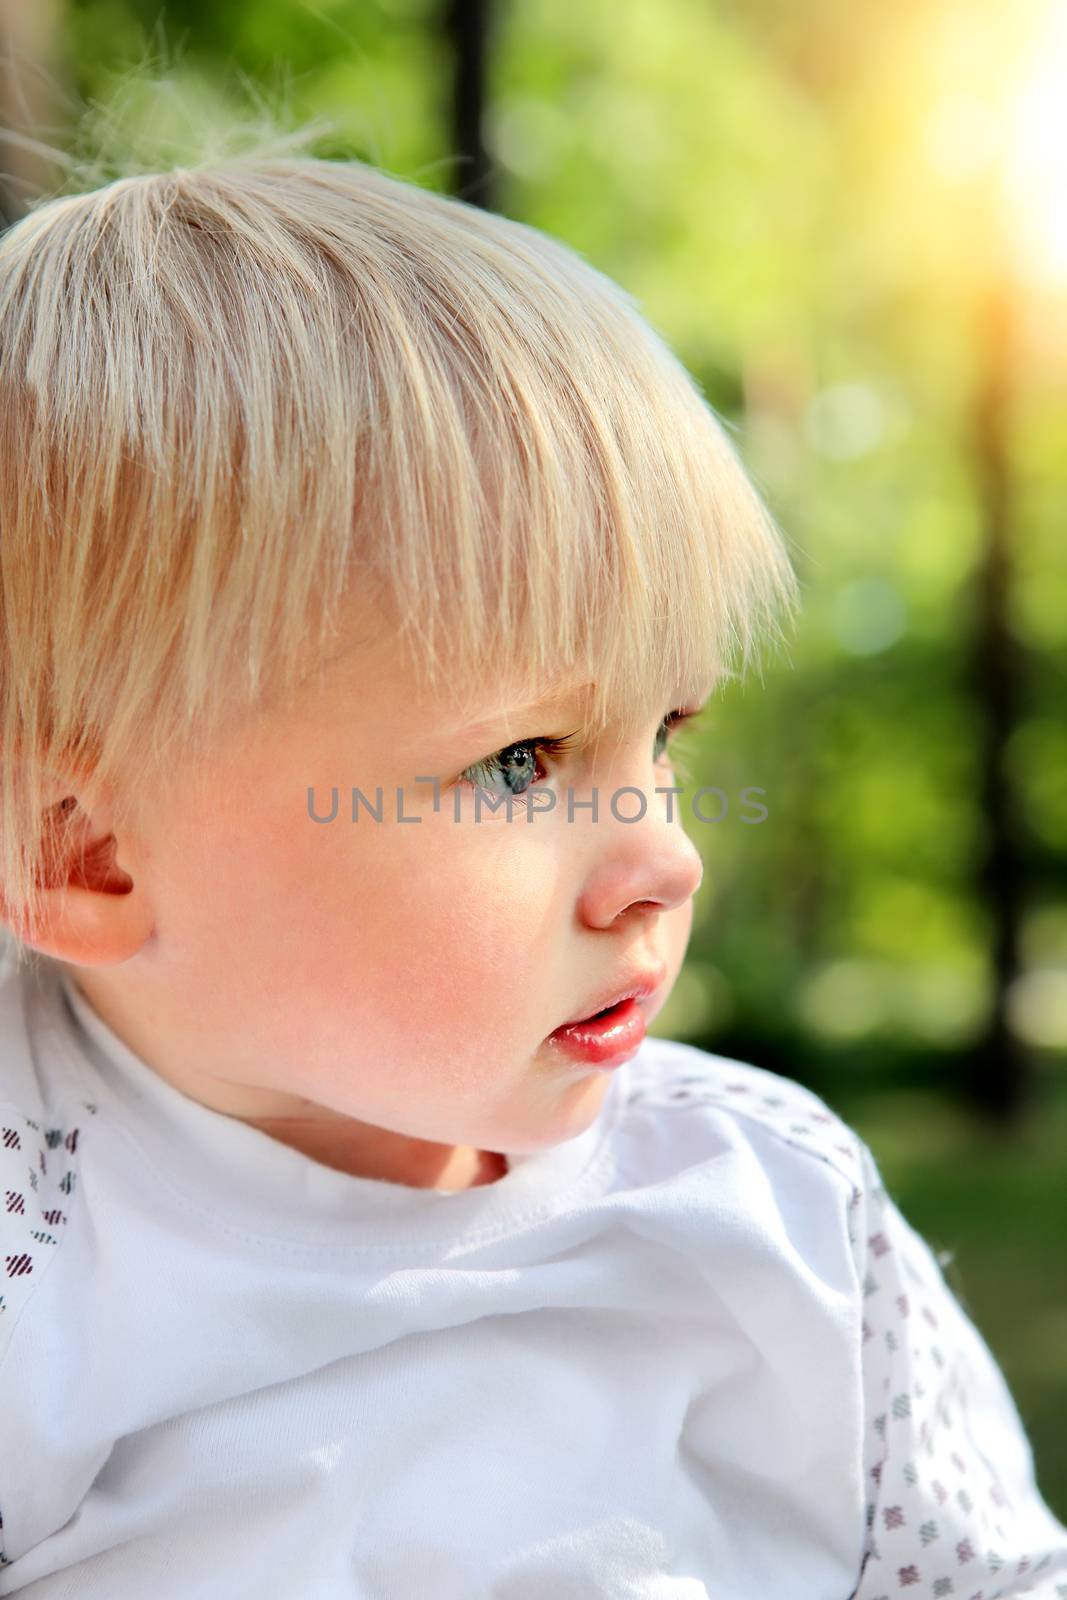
left=557, top=964, right=668, bottom=1029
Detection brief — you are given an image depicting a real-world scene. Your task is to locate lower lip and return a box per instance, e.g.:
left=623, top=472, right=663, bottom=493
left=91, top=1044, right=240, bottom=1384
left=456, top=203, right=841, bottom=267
left=545, top=997, right=647, bottom=1068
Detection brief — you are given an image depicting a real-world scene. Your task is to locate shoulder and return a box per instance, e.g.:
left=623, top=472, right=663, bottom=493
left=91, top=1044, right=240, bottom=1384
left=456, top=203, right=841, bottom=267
left=0, top=1107, right=76, bottom=1308
left=621, top=1033, right=865, bottom=1209
left=0, top=960, right=90, bottom=1339
left=609, top=1037, right=872, bottom=1348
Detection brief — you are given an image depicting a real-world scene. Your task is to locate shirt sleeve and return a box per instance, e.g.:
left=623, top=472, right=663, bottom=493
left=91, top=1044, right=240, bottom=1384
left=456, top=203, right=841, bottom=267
left=847, top=1133, right=1067, bottom=1599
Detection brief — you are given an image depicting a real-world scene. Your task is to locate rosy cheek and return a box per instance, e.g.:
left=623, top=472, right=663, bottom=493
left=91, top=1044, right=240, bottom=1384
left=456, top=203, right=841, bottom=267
left=674, top=899, right=695, bottom=954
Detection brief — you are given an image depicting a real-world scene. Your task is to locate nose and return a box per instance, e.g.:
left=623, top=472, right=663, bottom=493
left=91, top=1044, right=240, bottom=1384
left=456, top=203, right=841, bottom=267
left=573, top=780, right=704, bottom=929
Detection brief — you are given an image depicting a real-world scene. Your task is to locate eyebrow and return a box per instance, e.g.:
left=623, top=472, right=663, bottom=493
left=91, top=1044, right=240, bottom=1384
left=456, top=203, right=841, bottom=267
left=449, top=679, right=714, bottom=739
left=449, top=682, right=598, bottom=737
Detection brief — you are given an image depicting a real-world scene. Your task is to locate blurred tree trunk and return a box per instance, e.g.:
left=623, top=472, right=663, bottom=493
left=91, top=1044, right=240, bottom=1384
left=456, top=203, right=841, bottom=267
left=441, top=0, right=498, bottom=212
left=968, top=269, right=1030, bottom=1131
left=0, top=0, right=64, bottom=229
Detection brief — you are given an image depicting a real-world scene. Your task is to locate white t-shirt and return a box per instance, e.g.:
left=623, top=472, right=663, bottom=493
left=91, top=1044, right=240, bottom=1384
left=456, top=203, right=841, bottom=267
left=0, top=954, right=1064, bottom=1600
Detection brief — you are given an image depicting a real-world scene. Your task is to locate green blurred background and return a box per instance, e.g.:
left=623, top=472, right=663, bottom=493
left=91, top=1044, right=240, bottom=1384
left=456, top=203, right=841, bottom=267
left=1, top=0, right=1064, bottom=1515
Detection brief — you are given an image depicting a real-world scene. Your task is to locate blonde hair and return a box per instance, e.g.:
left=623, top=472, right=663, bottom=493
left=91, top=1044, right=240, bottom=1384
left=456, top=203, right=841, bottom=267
left=0, top=147, right=799, bottom=968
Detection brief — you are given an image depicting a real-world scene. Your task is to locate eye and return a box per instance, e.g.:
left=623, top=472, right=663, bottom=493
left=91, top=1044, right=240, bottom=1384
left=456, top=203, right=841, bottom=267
left=458, top=731, right=581, bottom=808
left=458, top=707, right=706, bottom=808
left=653, top=706, right=706, bottom=769
left=653, top=708, right=698, bottom=763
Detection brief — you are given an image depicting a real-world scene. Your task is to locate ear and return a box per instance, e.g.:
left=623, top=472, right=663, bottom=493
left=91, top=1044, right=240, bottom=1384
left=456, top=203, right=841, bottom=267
left=0, top=779, right=156, bottom=966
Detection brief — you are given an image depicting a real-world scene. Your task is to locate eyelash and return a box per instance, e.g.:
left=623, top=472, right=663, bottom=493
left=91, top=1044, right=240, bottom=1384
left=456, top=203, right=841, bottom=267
left=459, top=708, right=703, bottom=808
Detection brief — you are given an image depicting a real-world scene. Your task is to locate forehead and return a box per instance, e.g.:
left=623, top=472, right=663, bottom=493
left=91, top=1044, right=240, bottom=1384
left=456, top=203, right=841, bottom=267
left=307, top=610, right=584, bottom=709
left=297, top=603, right=712, bottom=746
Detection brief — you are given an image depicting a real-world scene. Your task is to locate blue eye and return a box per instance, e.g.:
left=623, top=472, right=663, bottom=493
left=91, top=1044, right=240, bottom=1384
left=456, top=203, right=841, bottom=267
left=459, top=709, right=700, bottom=807
left=459, top=731, right=580, bottom=806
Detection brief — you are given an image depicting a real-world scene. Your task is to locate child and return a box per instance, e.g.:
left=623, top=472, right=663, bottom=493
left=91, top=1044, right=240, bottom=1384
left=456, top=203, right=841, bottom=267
left=0, top=148, right=1063, bottom=1600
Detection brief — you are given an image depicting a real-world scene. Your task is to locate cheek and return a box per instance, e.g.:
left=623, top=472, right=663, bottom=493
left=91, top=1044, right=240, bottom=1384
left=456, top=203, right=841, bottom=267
left=662, top=897, right=695, bottom=979
left=369, top=829, right=557, bottom=1036
left=171, top=799, right=557, bottom=1047
left=669, top=895, right=694, bottom=951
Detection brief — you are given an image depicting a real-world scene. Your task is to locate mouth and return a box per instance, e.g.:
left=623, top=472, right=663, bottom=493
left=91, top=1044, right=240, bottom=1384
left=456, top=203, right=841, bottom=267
left=545, top=965, right=668, bottom=1069
left=556, top=966, right=668, bottom=1029
left=545, top=997, right=650, bottom=1068
left=585, top=997, right=632, bottom=1021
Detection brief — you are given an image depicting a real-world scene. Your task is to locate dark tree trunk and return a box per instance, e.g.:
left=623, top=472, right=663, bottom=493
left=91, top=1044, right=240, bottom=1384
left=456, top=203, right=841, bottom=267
left=968, top=271, right=1030, bottom=1130
left=441, top=0, right=497, bottom=211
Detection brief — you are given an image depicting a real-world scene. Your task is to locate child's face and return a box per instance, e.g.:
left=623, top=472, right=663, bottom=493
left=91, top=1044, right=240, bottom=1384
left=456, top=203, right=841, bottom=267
left=65, top=626, right=705, bottom=1187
